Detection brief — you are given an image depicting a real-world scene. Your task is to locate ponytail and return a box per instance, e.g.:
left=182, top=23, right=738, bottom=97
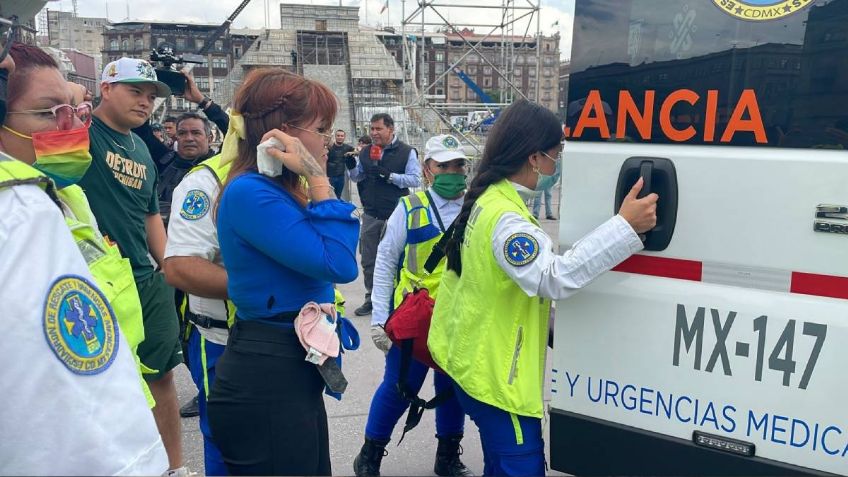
left=444, top=98, right=564, bottom=276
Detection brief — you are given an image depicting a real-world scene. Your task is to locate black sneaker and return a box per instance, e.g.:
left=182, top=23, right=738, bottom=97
left=179, top=395, right=199, bottom=418
left=546, top=215, right=557, bottom=220
left=354, top=301, right=372, bottom=316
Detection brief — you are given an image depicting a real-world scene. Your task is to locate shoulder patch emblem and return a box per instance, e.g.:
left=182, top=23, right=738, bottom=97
left=180, top=189, right=210, bottom=220
left=504, top=232, right=539, bottom=267
left=43, top=275, right=119, bottom=375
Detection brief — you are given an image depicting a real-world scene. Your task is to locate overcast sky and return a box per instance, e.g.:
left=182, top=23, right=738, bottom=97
left=69, top=0, right=575, bottom=57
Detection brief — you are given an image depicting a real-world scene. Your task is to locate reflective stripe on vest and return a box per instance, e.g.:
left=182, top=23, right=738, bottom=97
left=393, top=191, right=446, bottom=309
left=428, top=179, right=550, bottom=418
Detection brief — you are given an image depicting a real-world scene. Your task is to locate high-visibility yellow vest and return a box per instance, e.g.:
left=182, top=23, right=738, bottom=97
left=0, top=158, right=154, bottom=407
left=428, top=179, right=551, bottom=418
left=392, top=191, right=447, bottom=308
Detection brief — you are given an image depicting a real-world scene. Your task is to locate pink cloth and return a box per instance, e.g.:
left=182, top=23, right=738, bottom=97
left=294, top=302, right=340, bottom=365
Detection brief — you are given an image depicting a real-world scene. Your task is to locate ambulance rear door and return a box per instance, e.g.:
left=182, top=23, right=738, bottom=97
left=551, top=0, right=848, bottom=474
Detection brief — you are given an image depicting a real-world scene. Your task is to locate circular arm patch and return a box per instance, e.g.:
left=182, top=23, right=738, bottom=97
left=180, top=189, right=210, bottom=220
left=504, top=232, right=539, bottom=267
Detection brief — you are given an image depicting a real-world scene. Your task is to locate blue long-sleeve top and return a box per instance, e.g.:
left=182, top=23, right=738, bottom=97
left=217, top=172, right=360, bottom=319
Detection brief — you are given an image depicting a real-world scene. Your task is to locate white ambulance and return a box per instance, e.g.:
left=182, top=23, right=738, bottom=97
left=551, top=0, right=848, bottom=474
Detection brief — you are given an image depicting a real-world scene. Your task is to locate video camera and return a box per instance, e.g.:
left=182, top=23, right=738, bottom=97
left=149, top=43, right=204, bottom=96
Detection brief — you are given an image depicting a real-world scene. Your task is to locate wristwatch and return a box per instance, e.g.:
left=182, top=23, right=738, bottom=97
left=198, top=96, right=213, bottom=110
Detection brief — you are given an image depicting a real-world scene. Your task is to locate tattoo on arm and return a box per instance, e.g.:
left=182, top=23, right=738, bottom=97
left=296, top=142, right=326, bottom=177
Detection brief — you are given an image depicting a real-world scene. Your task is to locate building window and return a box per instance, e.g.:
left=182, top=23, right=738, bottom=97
left=483, top=77, right=492, bottom=87
left=451, top=90, right=461, bottom=100
left=435, top=88, right=444, bottom=96
left=215, top=40, right=223, bottom=51
left=212, top=57, right=228, bottom=69
left=316, top=20, right=327, bottom=31
left=435, top=64, right=444, bottom=74
left=176, top=37, right=186, bottom=50
left=196, top=39, right=205, bottom=50
left=196, top=77, right=209, bottom=91
left=110, top=39, right=118, bottom=50
left=528, top=67, right=536, bottom=77
left=234, top=46, right=242, bottom=58
left=121, top=38, right=129, bottom=50
left=134, top=38, right=143, bottom=50
left=435, top=52, right=444, bottom=62
left=483, top=65, right=492, bottom=75
left=467, top=65, right=477, bottom=75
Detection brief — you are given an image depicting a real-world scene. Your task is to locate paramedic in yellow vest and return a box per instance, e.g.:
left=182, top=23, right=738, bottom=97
left=356, top=135, right=472, bottom=477
left=163, top=154, right=232, bottom=476
left=428, top=100, right=658, bottom=477
left=1, top=42, right=156, bottom=400
left=0, top=38, right=168, bottom=474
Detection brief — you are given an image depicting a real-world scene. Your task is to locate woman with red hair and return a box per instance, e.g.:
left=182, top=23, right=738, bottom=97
left=207, top=68, right=360, bottom=476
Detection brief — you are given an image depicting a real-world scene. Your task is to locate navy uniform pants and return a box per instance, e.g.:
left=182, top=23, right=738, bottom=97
left=453, top=384, right=545, bottom=477
left=187, top=327, right=228, bottom=476
left=364, top=345, right=465, bottom=440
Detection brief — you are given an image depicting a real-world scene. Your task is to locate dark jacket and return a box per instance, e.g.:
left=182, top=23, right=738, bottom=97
left=133, top=102, right=230, bottom=164
left=156, top=150, right=215, bottom=224
left=327, top=143, right=354, bottom=177
left=356, top=141, right=413, bottom=220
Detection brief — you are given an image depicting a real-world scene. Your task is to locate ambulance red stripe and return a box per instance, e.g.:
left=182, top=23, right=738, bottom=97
left=614, top=255, right=848, bottom=300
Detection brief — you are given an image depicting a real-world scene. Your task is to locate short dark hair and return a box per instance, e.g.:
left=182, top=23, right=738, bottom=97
left=176, top=112, right=211, bottom=136
left=335, top=129, right=346, bottom=134
left=163, top=116, right=178, bottom=124
left=358, top=135, right=372, bottom=145
left=370, top=113, right=394, bottom=128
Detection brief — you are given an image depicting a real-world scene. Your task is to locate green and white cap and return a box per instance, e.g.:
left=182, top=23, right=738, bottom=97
left=101, top=57, right=171, bottom=97
left=425, top=134, right=467, bottom=163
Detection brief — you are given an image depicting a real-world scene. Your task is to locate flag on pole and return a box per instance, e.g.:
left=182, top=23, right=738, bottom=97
left=380, top=0, right=389, bottom=14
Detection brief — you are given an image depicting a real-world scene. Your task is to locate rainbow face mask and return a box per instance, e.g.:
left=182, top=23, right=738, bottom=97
left=3, top=124, right=92, bottom=188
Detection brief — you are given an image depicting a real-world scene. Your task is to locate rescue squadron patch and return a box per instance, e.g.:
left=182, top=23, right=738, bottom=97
left=43, top=275, right=119, bottom=375
left=180, top=189, right=210, bottom=220
left=504, top=233, right=539, bottom=267
left=711, top=0, right=813, bottom=21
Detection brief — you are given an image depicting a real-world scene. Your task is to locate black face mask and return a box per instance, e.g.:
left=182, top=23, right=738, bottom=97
left=0, top=69, right=8, bottom=126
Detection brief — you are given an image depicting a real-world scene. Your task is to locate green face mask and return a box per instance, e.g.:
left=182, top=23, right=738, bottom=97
left=431, top=172, right=467, bottom=199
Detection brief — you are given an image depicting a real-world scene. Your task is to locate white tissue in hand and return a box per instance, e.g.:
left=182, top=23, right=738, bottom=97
left=256, top=137, right=286, bottom=177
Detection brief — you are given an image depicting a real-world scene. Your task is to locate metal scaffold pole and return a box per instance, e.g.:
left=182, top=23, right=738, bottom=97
left=399, top=0, right=542, bottom=157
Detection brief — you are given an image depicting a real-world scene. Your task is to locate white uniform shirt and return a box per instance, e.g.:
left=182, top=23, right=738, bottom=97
left=0, top=181, right=167, bottom=475
left=492, top=183, right=644, bottom=299
left=165, top=167, right=229, bottom=345
left=372, top=188, right=463, bottom=326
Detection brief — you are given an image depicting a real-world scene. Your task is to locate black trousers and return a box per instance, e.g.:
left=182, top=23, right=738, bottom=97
left=207, top=320, right=331, bottom=476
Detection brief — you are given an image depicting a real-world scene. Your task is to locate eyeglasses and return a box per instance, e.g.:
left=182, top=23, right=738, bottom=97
left=287, top=123, right=332, bottom=143
left=541, top=150, right=562, bottom=163
left=0, top=17, right=16, bottom=64
left=6, top=102, right=93, bottom=130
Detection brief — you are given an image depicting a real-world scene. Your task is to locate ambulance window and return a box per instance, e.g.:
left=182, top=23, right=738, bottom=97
left=566, top=0, right=848, bottom=149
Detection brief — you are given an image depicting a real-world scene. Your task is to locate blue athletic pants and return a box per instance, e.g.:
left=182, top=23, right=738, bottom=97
left=453, top=384, right=545, bottom=477
left=188, top=327, right=228, bottom=476
left=364, top=345, right=465, bottom=440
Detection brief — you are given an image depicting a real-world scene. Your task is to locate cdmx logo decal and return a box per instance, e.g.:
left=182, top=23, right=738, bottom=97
left=712, top=0, right=814, bottom=21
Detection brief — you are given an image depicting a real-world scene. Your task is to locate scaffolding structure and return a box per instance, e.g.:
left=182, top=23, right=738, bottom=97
left=399, top=0, right=542, bottom=155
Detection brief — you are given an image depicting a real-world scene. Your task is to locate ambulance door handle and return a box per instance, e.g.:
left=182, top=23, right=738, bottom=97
left=638, top=162, right=653, bottom=199
left=615, top=157, right=678, bottom=252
